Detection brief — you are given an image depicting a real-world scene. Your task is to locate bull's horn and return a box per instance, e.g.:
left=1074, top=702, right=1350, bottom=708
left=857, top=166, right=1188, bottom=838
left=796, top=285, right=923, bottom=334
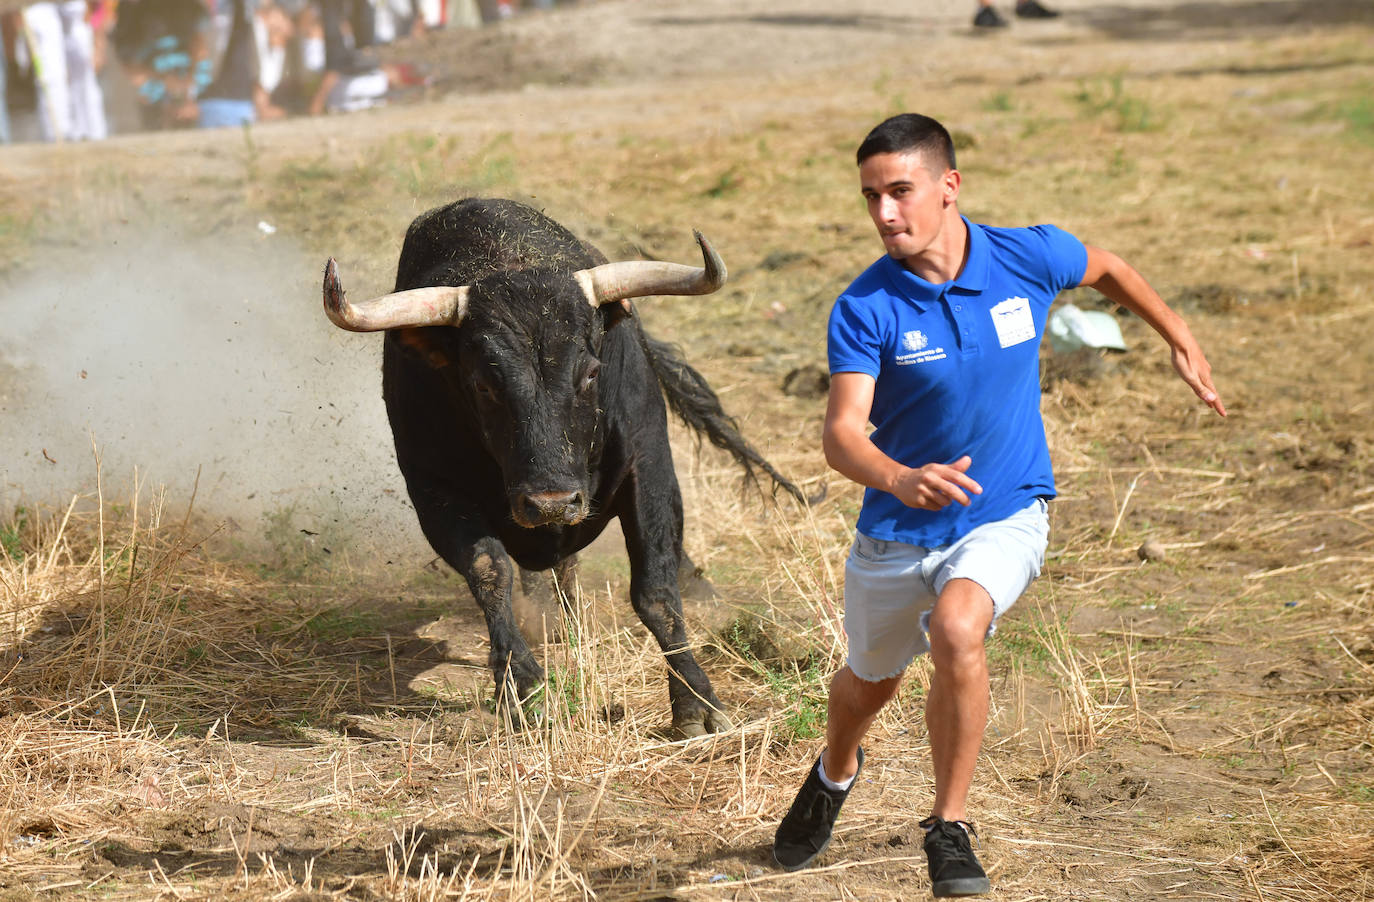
left=573, top=230, right=727, bottom=307
left=322, top=258, right=470, bottom=332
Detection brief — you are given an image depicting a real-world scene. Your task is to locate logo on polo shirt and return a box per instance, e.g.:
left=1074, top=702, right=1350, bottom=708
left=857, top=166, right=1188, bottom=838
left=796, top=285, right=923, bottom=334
left=896, top=329, right=946, bottom=366
left=902, top=330, right=928, bottom=352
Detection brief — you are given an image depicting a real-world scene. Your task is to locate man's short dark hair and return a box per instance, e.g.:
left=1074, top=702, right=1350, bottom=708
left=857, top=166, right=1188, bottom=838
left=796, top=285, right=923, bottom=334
left=856, top=114, right=957, bottom=171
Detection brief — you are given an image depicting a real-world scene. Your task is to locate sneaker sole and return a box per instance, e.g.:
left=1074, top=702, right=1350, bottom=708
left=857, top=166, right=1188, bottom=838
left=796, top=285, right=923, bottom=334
left=932, top=875, right=992, bottom=897
left=773, top=836, right=832, bottom=873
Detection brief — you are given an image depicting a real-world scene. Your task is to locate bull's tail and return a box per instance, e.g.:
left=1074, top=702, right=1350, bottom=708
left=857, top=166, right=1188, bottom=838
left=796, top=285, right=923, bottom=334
left=637, top=329, right=812, bottom=507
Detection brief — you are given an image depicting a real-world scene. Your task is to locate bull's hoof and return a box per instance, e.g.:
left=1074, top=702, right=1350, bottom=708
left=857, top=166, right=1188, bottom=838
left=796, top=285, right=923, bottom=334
left=492, top=693, right=548, bottom=733
left=489, top=673, right=551, bottom=733
left=673, top=706, right=734, bottom=740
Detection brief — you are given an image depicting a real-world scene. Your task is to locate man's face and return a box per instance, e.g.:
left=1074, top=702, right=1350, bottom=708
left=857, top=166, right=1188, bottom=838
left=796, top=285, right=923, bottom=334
left=859, top=151, right=960, bottom=264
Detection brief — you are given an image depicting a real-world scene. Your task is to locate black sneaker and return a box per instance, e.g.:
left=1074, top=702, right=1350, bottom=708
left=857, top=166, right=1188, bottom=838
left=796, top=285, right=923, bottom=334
left=772, top=748, right=864, bottom=871
left=921, top=816, right=992, bottom=897
left=972, top=5, right=1008, bottom=27
left=1015, top=0, right=1060, bottom=18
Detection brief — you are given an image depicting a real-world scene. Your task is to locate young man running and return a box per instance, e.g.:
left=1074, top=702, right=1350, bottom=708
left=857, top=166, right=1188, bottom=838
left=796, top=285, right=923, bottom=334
left=773, top=113, right=1225, bottom=896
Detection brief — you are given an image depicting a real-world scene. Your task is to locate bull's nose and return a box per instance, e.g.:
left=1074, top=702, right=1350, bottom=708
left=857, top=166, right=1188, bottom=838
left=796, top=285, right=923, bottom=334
left=517, top=490, right=587, bottom=525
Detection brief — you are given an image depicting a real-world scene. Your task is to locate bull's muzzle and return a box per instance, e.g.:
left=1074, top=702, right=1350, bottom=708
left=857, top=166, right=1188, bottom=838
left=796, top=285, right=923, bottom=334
left=513, top=490, right=589, bottom=528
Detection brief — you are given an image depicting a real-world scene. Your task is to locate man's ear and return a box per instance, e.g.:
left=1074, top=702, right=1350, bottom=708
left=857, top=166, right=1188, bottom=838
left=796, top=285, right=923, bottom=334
left=942, top=168, right=962, bottom=205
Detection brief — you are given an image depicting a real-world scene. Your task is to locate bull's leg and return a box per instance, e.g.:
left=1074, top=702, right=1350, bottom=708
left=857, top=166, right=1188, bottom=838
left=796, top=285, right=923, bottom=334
left=518, top=555, right=579, bottom=614
left=463, top=537, right=547, bottom=716
left=678, top=549, right=717, bottom=601
left=621, top=474, right=732, bottom=738
left=408, top=494, right=544, bottom=720
left=516, top=555, right=578, bottom=642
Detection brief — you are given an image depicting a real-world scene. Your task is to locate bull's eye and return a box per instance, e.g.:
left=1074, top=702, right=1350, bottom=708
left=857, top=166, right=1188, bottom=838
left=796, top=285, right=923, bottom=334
left=473, top=378, right=498, bottom=402
left=580, top=365, right=600, bottom=394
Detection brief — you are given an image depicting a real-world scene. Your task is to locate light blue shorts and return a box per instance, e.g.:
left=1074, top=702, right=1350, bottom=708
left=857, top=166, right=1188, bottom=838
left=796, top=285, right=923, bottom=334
left=844, top=498, right=1050, bottom=682
left=198, top=98, right=256, bottom=129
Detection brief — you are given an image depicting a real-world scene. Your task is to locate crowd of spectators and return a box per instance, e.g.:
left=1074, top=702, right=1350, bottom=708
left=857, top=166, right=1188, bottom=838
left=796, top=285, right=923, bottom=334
left=0, top=0, right=574, bottom=142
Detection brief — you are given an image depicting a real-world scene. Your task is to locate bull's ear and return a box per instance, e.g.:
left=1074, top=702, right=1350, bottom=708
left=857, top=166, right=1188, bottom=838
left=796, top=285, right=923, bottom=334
left=599, top=298, right=633, bottom=331
left=395, top=328, right=452, bottom=368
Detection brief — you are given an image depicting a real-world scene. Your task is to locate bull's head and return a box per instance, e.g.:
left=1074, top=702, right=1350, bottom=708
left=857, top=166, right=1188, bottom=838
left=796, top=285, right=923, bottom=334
left=322, top=234, right=726, bottom=528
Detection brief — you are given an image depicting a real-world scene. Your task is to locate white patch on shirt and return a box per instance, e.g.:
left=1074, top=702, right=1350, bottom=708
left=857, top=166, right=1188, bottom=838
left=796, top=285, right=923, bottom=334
left=902, top=330, right=928, bottom=352
left=991, top=296, right=1036, bottom=348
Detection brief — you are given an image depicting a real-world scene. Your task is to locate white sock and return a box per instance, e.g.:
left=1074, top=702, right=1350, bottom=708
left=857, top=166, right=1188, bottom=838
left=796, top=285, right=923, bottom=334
left=817, top=754, right=854, bottom=792
left=923, top=818, right=970, bottom=835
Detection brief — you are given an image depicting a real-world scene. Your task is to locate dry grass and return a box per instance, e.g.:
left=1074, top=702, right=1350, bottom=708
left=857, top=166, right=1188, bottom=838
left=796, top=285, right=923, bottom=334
left=3, top=7, right=1374, bottom=900
left=2, top=434, right=1370, bottom=899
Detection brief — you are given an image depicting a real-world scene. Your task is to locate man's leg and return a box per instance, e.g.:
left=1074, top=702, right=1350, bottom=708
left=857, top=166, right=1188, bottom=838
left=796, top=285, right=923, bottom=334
left=776, top=529, right=931, bottom=871
left=774, top=665, right=901, bottom=871
left=821, top=666, right=901, bottom=782
left=925, top=577, right=994, bottom=821
left=921, top=576, right=996, bottom=896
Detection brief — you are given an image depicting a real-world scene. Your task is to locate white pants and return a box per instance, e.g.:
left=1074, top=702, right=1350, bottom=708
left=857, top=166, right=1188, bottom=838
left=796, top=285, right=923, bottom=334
left=19, top=1, right=106, bottom=141
left=59, top=0, right=107, bottom=141
left=20, top=3, right=69, bottom=141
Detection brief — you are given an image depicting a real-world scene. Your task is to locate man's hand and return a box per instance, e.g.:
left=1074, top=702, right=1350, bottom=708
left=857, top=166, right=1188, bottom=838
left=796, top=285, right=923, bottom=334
left=1171, top=342, right=1227, bottom=417
left=1080, top=246, right=1227, bottom=418
left=890, top=455, right=983, bottom=510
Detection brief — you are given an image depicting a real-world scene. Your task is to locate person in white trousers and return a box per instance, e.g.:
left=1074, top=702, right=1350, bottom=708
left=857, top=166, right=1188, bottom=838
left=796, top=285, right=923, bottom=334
left=59, top=0, right=107, bottom=140
left=18, top=2, right=71, bottom=141
left=0, top=15, right=11, bottom=144
left=17, top=1, right=106, bottom=141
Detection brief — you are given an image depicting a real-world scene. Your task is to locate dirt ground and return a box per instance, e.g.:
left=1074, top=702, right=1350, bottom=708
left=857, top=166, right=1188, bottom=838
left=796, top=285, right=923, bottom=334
left=2, top=0, right=1373, bottom=899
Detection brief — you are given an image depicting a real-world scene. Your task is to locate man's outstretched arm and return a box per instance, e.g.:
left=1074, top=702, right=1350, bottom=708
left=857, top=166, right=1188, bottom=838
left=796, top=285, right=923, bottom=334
left=1079, top=245, right=1227, bottom=417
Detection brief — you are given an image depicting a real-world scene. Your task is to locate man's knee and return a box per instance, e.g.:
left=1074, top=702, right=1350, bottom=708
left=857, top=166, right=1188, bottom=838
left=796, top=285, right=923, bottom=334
left=929, top=579, right=994, bottom=661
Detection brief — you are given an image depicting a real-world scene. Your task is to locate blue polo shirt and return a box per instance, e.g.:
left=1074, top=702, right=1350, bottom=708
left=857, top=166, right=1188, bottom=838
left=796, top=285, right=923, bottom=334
left=827, top=217, right=1087, bottom=547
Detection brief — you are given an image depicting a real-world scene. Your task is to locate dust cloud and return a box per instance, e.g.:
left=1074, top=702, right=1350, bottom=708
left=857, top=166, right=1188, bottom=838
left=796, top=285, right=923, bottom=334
left=0, top=220, right=426, bottom=560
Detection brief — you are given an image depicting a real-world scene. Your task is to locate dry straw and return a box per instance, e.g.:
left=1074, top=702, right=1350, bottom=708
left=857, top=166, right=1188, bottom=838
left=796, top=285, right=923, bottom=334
left=2, top=403, right=1371, bottom=900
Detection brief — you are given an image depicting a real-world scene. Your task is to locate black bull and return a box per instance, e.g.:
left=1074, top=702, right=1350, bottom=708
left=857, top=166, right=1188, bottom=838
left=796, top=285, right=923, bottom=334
left=323, top=198, right=807, bottom=737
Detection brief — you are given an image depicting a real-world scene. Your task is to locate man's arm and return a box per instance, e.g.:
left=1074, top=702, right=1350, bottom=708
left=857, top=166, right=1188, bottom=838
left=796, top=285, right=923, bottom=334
left=823, top=372, right=983, bottom=511
left=1079, top=245, right=1227, bottom=417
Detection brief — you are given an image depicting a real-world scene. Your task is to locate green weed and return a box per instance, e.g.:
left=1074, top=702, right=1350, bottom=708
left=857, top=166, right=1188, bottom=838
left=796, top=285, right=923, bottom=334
left=461, top=132, right=518, bottom=191
left=239, top=122, right=260, bottom=184
left=704, top=167, right=743, bottom=199
left=719, top=610, right=783, bottom=663
left=950, top=129, right=978, bottom=152
left=719, top=611, right=827, bottom=742
left=0, top=506, right=28, bottom=560
left=102, top=544, right=140, bottom=581
left=765, top=660, right=828, bottom=743
left=1073, top=74, right=1161, bottom=132
left=0, top=208, right=38, bottom=273
left=278, top=155, right=338, bottom=184
left=538, top=665, right=586, bottom=720
left=1345, top=784, right=1374, bottom=803
left=1107, top=146, right=1135, bottom=177
left=304, top=608, right=383, bottom=641
left=1330, top=95, right=1374, bottom=144
left=982, top=91, right=1015, bottom=112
